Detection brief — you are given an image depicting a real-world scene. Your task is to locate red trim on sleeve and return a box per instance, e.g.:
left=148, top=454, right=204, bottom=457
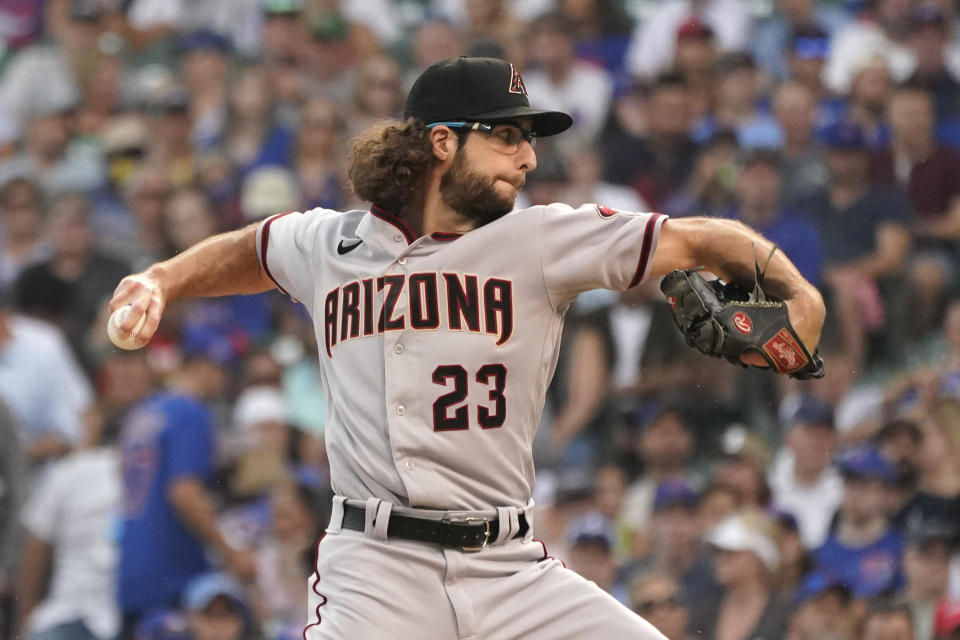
left=629, top=213, right=664, bottom=288
left=370, top=204, right=417, bottom=244
left=260, top=212, right=295, bottom=295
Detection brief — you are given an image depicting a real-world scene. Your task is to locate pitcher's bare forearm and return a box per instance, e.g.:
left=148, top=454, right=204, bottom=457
left=149, top=224, right=272, bottom=300
left=652, top=218, right=808, bottom=294
left=109, top=224, right=274, bottom=342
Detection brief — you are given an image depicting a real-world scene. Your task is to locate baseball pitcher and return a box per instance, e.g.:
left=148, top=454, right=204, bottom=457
left=109, top=57, right=825, bottom=639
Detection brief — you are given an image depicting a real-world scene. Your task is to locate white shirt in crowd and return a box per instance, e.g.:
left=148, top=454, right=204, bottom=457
left=768, top=448, right=843, bottom=549
left=21, top=448, right=121, bottom=640
left=625, top=0, right=752, bottom=80
left=524, top=64, right=614, bottom=142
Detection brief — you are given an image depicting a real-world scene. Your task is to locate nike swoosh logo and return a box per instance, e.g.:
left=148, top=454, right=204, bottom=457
left=337, top=239, right=362, bottom=255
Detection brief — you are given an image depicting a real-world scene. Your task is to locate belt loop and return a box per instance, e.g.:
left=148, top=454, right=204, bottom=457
left=326, top=496, right=346, bottom=534
left=522, top=505, right=535, bottom=540
left=494, top=506, right=519, bottom=545
left=373, top=501, right=393, bottom=542
left=363, top=498, right=381, bottom=539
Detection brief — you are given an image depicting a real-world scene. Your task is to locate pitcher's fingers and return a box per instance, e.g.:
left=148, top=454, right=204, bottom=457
left=740, top=352, right=769, bottom=368
left=139, top=294, right=165, bottom=341
left=109, top=277, right=141, bottom=313
left=118, top=299, right=149, bottom=336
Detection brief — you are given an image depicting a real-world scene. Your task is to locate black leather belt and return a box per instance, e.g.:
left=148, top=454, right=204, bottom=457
left=340, top=504, right=529, bottom=552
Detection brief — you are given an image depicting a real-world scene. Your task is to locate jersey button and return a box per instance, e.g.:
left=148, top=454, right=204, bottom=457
left=398, top=257, right=407, bottom=265
left=396, top=405, right=405, bottom=416
left=405, top=460, right=415, bottom=470
left=394, top=344, right=404, bottom=354
left=393, top=233, right=403, bottom=242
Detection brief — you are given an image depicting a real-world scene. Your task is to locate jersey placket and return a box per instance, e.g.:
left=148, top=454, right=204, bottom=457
left=364, top=213, right=442, bottom=500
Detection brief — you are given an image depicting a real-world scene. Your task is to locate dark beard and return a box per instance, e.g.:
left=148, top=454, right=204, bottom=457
left=438, top=150, right=515, bottom=228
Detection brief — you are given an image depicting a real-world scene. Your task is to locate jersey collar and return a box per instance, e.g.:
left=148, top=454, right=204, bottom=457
left=360, top=204, right=464, bottom=247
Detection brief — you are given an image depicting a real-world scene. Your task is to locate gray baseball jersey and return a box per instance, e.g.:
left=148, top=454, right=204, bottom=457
left=256, top=203, right=665, bottom=510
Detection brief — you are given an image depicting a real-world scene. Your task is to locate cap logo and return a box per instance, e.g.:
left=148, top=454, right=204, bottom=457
left=508, top=64, right=527, bottom=96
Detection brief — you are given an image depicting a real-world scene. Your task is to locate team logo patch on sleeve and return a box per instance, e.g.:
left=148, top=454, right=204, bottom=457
left=596, top=204, right=619, bottom=218
left=508, top=64, right=527, bottom=96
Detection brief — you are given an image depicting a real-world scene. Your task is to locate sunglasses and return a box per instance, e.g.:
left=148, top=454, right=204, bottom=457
left=633, top=596, right=681, bottom=615
left=427, top=121, right=537, bottom=153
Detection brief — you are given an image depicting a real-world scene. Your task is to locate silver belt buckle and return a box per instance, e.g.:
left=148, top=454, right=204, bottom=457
left=449, top=516, right=491, bottom=552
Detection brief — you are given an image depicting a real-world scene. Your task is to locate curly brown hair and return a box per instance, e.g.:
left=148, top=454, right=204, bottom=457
left=348, top=119, right=441, bottom=214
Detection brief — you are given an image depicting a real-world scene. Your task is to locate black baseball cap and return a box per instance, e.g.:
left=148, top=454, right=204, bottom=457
left=403, top=57, right=573, bottom=137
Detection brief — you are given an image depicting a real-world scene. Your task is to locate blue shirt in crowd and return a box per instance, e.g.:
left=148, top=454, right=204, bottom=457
left=814, top=528, right=905, bottom=598
left=797, top=185, right=910, bottom=265
left=118, top=392, right=215, bottom=614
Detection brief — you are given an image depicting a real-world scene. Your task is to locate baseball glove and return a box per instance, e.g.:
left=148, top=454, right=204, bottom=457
left=659, top=264, right=824, bottom=380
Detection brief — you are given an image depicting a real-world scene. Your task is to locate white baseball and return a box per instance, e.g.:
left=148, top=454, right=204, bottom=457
left=107, top=305, right=148, bottom=350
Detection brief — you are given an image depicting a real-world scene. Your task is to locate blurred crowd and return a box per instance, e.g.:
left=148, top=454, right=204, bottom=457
left=1, top=0, right=960, bottom=639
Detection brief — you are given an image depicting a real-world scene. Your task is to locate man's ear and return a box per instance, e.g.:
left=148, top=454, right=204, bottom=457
left=429, top=126, right=458, bottom=162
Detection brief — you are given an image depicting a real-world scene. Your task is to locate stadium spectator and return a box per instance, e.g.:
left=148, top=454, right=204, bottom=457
left=662, top=129, right=739, bottom=218
left=291, top=98, right=351, bottom=212
left=180, top=29, right=237, bottom=153
left=769, top=396, right=843, bottom=549
left=545, top=282, right=688, bottom=463
left=182, top=572, right=252, bottom=640
left=813, top=445, right=905, bottom=599
left=345, top=54, right=404, bottom=140
left=896, top=401, right=960, bottom=538
left=785, top=571, right=856, bottom=640
left=624, top=0, right=751, bottom=80
left=0, top=292, right=93, bottom=465
left=772, top=512, right=812, bottom=597
left=785, top=23, right=831, bottom=101
left=824, top=0, right=917, bottom=95
left=877, top=419, right=925, bottom=521
left=624, top=479, right=720, bottom=636
left=0, top=178, right=50, bottom=296
left=628, top=572, right=695, bottom=640
left=601, top=72, right=698, bottom=210
left=117, top=339, right=255, bottom=636
left=408, top=21, right=464, bottom=87
left=564, top=513, right=625, bottom=603
left=797, top=121, right=911, bottom=367
left=255, top=477, right=329, bottom=640
left=875, top=83, right=960, bottom=342
left=773, top=81, right=829, bottom=206
left=558, top=136, right=647, bottom=213
left=14, top=402, right=121, bottom=640
left=714, top=426, right=772, bottom=511
left=14, top=192, right=130, bottom=370
left=704, top=52, right=781, bottom=149
left=704, top=510, right=790, bottom=640
left=902, top=517, right=955, bottom=640
left=555, top=0, right=634, bottom=76
left=670, top=18, right=717, bottom=123
left=905, top=7, right=960, bottom=130
left=727, top=148, right=823, bottom=286
left=621, top=408, right=698, bottom=535
left=523, top=13, right=614, bottom=141
left=862, top=600, right=917, bottom=640
left=260, top=0, right=309, bottom=63
left=751, top=0, right=848, bottom=82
